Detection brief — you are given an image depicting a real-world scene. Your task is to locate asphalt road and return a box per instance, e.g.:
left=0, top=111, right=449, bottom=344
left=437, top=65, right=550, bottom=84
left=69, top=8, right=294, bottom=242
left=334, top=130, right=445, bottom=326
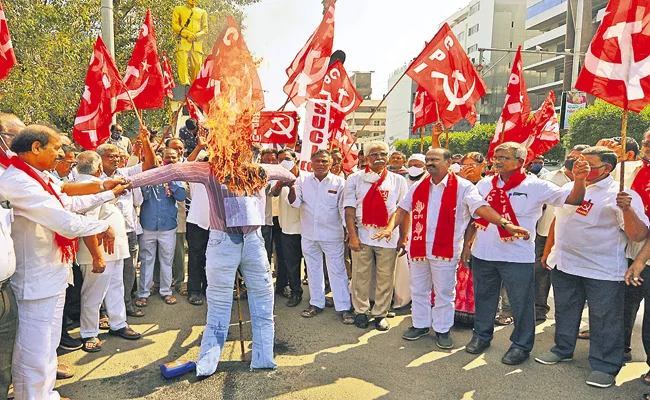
left=57, top=288, right=649, bottom=400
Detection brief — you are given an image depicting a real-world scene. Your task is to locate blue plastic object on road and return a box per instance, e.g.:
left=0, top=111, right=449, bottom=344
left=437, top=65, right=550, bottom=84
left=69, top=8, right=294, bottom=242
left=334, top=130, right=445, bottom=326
left=160, top=359, right=196, bottom=378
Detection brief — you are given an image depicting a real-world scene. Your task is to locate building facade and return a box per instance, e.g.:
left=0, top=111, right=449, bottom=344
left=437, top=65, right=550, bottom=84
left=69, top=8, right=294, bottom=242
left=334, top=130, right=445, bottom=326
left=347, top=100, right=387, bottom=146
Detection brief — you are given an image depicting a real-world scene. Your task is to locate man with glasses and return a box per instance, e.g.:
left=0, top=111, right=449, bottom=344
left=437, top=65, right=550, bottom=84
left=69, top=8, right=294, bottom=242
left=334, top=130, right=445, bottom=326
left=51, top=145, right=77, bottom=182
left=344, top=141, right=408, bottom=331
left=535, top=146, right=648, bottom=389
left=465, top=142, right=590, bottom=366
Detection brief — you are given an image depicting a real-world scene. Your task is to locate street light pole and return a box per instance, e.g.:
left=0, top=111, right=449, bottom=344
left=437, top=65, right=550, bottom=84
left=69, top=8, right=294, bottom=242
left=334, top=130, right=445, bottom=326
left=571, top=0, right=585, bottom=88
left=100, top=0, right=115, bottom=57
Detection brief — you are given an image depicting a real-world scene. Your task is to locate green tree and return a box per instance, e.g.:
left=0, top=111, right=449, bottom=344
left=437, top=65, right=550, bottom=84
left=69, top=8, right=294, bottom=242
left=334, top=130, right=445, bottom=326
left=566, top=99, right=650, bottom=148
left=0, top=0, right=258, bottom=136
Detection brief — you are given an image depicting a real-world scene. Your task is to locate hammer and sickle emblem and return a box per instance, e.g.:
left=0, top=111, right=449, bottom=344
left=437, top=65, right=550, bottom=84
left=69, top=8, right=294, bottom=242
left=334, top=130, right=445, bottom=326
left=263, top=115, right=295, bottom=139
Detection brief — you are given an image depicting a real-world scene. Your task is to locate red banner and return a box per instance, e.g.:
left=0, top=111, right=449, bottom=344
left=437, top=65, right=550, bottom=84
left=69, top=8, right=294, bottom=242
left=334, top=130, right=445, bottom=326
left=252, top=111, right=299, bottom=145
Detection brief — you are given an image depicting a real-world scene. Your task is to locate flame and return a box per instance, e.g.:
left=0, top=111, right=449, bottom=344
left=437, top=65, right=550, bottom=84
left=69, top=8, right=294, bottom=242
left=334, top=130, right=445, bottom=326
left=205, top=96, right=267, bottom=196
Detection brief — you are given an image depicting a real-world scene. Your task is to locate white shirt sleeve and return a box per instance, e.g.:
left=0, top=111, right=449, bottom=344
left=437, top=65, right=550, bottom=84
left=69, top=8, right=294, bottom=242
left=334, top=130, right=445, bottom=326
left=537, top=179, right=571, bottom=208
left=399, top=183, right=417, bottom=212
left=464, top=184, right=490, bottom=217
left=617, top=189, right=650, bottom=230
left=60, top=191, right=115, bottom=215
left=289, top=176, right=303, bottom=208
left=343, top=174, right=359, bottom=209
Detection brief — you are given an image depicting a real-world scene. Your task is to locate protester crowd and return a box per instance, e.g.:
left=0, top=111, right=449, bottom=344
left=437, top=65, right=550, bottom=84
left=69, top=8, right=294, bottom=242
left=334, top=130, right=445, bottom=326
left=4, top=114, right=650, bottom=399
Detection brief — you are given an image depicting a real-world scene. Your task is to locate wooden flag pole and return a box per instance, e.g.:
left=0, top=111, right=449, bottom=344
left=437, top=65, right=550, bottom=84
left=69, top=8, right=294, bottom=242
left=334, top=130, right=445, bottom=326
left=125, top=91, right=145, bottom=127
left=499, top=117, right=507, bottom=145
left=445, top=126, right=449, bottom=150
left=619, top=107, right=629, bottom=192
left=158, top=99, right=187, bottom=148
left=419, top=126, right=425, bottom=153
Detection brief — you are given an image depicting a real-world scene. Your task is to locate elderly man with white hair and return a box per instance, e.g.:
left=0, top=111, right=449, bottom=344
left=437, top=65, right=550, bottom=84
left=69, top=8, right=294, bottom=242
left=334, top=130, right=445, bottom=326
left=344, top=141, right=408, bottom=331
left=75, top=151, right=142, bottom=352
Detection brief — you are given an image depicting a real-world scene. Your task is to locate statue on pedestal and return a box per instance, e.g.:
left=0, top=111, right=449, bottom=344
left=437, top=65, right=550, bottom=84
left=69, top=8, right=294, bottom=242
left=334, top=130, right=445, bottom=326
left=172, top=0, right=208, bottom=86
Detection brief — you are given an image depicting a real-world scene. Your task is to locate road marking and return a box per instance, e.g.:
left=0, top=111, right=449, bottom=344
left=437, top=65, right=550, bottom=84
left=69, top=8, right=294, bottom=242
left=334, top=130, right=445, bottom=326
left=616, top=361, right=646, bottom=386
left=461, top=390, right=476, bottom=399
left=505, top=369, right=522, bottom=376
left=463, top=354, right=486, bottom=371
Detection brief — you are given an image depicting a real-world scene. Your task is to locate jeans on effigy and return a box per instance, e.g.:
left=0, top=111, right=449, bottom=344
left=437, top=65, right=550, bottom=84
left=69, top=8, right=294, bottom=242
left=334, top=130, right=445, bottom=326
left=196, top=229, right=277, bottom=376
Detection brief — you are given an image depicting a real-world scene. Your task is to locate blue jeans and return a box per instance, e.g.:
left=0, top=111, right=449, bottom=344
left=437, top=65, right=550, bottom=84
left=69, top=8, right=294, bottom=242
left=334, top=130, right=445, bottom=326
left=197, top=229, right=276, bottom=376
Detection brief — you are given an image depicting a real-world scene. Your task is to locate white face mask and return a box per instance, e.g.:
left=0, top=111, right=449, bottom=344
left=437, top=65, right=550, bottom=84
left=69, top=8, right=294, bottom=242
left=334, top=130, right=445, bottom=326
left=363, top=170, right=381, bottom=183
left=280, top=159, right=295, bottom=171
left=450, top=164, right=461, bottom=173
left=408, top=166, right=424, bottom=177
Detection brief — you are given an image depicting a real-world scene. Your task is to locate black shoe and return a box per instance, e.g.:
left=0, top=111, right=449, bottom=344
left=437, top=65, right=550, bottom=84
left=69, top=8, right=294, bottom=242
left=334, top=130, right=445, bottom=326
left=375, top=317, right=390, bottom=331
left=287, top=295, right=302, bottom=307
left=465, top=337, right=491, bottom=354
left=354, top=313, right=369, bottom=329
left=402, top=326, right=430, bottom=341
left=59, top=333, right=82, bottom=351
left=502, top=347, right=530, bottom=365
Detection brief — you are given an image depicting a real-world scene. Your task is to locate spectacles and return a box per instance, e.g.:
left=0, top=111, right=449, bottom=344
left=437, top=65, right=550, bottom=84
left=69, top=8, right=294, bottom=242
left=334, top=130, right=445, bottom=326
left=642, top=140, right=650, bottom=147
left=462, top=163, right=481, bottom=168
left=492, top=156, right=517, bottom=162
left=367, top=152, right=388, bottom=158
left=61, top=161, right=77, bottom=167
left=103, top=154, right=121, bottom=160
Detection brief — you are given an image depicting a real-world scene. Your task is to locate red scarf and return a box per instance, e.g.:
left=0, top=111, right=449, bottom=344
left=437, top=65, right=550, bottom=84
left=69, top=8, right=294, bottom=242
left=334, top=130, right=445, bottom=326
left=632, top=161, right=650, bottom=219
left=8, top=156, right=79, bottom=263
left=362, top=167, right=389, bottom=228
left=473, top=170, right=527, bottom=241
left=410, top=172, right=459, bottom=261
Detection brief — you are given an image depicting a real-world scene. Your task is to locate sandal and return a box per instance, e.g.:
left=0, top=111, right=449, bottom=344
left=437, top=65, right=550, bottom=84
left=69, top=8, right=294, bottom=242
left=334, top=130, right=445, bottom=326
left=176, top=283, right=188, bottom=296
left=188, top=295, right=204, bottom=306
left=578, top=329, right=590, bottom=340
left=495, top=314, right=514, bottom=326
left=126, top=309, right=145, bottom=318
left=135, top=297, right=148, bottom=307
left=339, top=310, right=355, bottom=325
left=109, top=326, right=142, bottom=340
left=301, top=305, right=323, bottom=318
left=81, top=337, right=102, bottom=353
left=162, top=295, right=177, bottom=305
left=99, top=316, right=110, bottom=330
left=641, top=373, right=650, bottom=386
left=325, top=297, right=335, bottom=308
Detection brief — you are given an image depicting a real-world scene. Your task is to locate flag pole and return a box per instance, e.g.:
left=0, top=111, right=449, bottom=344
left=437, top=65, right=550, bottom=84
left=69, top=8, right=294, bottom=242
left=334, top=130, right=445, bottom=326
left=158, top=99, right=187, bottom=148
left=499, top=118, right=507, bottom=145
left=124, top=91, right=145, bottom=127
left=419, top=126, right=424, bottom=153
left=445, top=126, right=449, bottom=150
left=619, top=107, right=628, bottom=192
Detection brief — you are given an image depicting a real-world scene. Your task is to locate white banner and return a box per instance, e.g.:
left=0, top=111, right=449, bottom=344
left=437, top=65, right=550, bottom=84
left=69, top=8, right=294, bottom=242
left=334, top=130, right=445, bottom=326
left=299, top=99, right=332, bottom=171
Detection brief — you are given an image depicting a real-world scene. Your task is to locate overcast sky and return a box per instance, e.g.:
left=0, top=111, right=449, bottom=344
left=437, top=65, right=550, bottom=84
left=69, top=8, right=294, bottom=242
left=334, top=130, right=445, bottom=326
left=242, top=0, right=463, bottom=110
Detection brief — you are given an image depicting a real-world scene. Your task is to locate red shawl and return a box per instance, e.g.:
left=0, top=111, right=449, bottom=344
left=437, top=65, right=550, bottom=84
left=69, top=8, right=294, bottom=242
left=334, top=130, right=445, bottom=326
left=8, top=156, right=79, bottom=262
left=410, top=172, right=459, bottom=261
left=473, top=170, right=526, bottom=241
left=362, top=167, right=389, bottom=228
left=631, top=161, right=650, bottom=219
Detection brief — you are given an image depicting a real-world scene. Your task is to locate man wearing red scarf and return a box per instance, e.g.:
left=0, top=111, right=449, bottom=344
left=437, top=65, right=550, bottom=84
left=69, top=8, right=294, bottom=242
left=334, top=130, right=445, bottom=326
left=373, top=148, right=529, bottom=349
left=0, top=126, right=118, bottom=400
left=344, top=141, right=408, bottom=331
left=466, top=142, right=590, bottom=366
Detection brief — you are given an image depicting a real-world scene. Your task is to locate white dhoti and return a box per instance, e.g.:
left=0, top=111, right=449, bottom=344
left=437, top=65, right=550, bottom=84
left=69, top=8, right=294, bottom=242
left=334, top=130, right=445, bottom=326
left=392, top=255, right=411, bottom=308
left=138, top=229, right=176, bottom=298
left=12, top=290, right=65, bottom=400
left=80, top=260, right=128, bottom=338
left=410, top=258, right=457, bottom=333
left=301, top=239, right=351, bottom=311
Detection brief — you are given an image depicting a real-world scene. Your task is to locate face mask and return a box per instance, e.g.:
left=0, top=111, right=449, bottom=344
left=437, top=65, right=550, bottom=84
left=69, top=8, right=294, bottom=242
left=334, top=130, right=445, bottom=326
left=586, top=166, right=605, bottom=181
left=408, top=166, right=424, bottom=177
left=363, top=170, right=381, bottom=183
left=450, top=164, right=461, bottom=173
left=280, top=159, right=295, bottom=171
left=530, top=163, right=543, bottom=174
left=564, top=158, right=576, bottom=171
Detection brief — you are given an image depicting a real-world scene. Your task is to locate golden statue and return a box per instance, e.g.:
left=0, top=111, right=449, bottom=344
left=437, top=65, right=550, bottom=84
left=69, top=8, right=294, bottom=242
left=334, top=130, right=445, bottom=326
left=172, top=0, right=208, bottom=86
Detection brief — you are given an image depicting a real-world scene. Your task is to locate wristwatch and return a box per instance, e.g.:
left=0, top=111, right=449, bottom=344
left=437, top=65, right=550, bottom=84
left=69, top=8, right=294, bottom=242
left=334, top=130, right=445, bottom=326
left=500, top=220, right=513, bottom=229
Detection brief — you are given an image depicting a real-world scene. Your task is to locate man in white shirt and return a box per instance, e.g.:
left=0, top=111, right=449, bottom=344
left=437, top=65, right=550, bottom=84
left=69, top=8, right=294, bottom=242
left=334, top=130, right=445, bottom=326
left=272, top=149, right=303, bottom=307
left=186, top=180, right=210, bottom=305
left=344, top=141, right=408, bottom=331
left=51, top=144, right=77, bottom=182
left=535, top=146, right=648, bottom=388
left=534, top=145, right=589, bottom=322
left=374, top=148, right=529, bottom=348
left=108, top=124, right=133, bottom=155
left=97, top=143, right=145, bottom=318
left=75, top=152, right=142, bottom=352
left=288, top=150, right=353, bottom=322
left=0, top=126, right=121, bottom=400
left=466, top=142, right=590, bottom=366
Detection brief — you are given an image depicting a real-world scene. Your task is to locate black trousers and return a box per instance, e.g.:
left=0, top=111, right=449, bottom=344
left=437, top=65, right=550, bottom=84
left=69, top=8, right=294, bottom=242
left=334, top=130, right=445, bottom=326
left=0, top=281, right=17, bottom=399
left=187, top=222, right=209, bottom=296
left=534, top=235, right=551, bottom=318
left=551, top=268, right=624, bottom=375
left=272, top=217, right=288, bottom=290
left=623, top=259, right=650, bottom=365
left=261, top=225, right=273, bottom=265
left=62, top=262, right=83, bottom=338
left=281, top=232, right=303, bottom=297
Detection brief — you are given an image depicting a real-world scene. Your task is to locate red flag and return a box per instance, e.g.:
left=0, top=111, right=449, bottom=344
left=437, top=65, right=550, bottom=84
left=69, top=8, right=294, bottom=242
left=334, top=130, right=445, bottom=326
left=252, top=111, right=299, bottom=145
left=116, top=10, right=164, bottom=110
left=283, top=0, right=336, bottom=107
left=576, top=0, right=650, bottom=112
left=523, top=91, right=560, bottom=162
left=188, top=16, right=264, bottom=115
left=73, top=36, right=129, bottom=150
left=162, top=50, right=175, bottom=99
left=186, top=97, right=206, bottom=124
left=487, top=46, right=531, bottom=159
left=330, top=123, right=358, bottom=173
left=412, top=85, right=439, bottom=133
left=407, top=23, right=486, bottom=128
left=0, top=2, right=16, bottom=81
left=318, top=60, right=362, bottom=114
left=464, top=105, right=478, bottom=126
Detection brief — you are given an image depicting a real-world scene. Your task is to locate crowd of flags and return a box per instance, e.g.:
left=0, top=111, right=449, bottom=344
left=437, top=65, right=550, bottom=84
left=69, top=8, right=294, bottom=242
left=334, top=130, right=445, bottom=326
left=0, top=0, right=649, bottom=168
